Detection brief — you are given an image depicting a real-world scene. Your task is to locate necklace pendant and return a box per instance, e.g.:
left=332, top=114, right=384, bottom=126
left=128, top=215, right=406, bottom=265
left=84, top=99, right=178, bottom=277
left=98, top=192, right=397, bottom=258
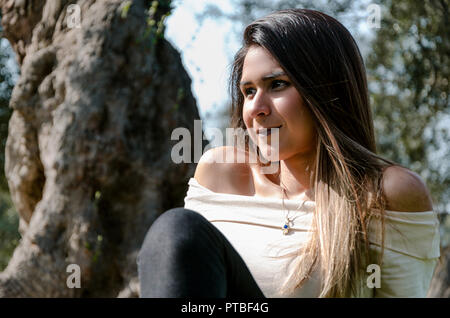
left=282, top=222, right=289, bottom=235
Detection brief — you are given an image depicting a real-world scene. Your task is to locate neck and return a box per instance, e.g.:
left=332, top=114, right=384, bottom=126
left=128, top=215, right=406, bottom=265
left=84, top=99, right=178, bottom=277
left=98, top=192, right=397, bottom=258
left=275, top=152, right=316, bottom=201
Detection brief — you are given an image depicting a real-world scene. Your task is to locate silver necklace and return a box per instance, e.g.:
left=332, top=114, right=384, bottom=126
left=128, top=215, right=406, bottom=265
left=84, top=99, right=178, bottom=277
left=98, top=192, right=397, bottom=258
left=280, top=183, right=308, bottom=235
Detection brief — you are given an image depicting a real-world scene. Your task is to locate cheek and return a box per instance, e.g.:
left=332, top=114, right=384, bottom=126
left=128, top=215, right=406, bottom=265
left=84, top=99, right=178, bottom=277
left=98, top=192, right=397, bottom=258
left=281, top=103, right=316, bottom=144
left=293, top=110, right=316, bottom=145
left=242, top=103, right=252, bottom=127
left=242, top=106, right=256, bottom=137
left=241, top=106, right=257, bottom=141
left=242, top=109, right=250, bottom=128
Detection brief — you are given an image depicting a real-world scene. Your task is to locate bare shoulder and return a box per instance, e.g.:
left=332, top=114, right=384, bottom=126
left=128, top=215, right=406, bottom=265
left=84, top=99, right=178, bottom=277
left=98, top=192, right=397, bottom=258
left=193, top=146, right=254, bottom=195
left=382, top=165, right=433, bottom=212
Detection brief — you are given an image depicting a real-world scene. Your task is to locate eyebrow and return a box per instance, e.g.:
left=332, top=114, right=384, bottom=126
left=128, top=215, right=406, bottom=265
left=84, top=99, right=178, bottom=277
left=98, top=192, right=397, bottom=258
left=240, top=71, right=287, bottom=87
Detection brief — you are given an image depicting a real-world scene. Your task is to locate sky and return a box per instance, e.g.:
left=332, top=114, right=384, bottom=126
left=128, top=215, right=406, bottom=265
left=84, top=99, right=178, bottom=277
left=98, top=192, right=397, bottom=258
left=165, top=0, right=239, bottom=136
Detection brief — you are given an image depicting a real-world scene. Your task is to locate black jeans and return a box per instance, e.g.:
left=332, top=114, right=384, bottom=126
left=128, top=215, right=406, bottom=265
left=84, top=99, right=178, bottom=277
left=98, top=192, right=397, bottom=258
left=137, top=207, right=265, bottom=298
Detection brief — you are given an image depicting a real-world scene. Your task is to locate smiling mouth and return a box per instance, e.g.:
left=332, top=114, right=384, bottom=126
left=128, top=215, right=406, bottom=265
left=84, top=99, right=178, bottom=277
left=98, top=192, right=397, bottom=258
left=256, top=125, right=282, bottom=136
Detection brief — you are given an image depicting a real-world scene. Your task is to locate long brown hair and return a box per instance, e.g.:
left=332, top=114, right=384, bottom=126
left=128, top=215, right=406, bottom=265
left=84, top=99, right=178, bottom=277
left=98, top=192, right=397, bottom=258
left=229, top=9, right=396, bottom=297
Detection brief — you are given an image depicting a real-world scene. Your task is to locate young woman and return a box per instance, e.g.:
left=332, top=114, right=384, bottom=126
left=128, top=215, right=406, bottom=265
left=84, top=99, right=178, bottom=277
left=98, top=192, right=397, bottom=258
left=137, top=9, right=440, bottom=298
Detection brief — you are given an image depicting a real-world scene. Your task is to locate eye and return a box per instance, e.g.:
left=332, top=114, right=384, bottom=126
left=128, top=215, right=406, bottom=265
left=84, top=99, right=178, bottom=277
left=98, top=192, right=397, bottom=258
left=271, top=80, right=290, bottom=90
left=243, top=87, right=256, bottom=97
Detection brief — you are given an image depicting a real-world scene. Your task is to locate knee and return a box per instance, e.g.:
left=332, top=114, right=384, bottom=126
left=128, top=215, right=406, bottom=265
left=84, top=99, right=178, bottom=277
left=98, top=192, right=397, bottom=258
left=148, top=207, right=206, bottom=238
left=137, top=208, right=206, bottom=261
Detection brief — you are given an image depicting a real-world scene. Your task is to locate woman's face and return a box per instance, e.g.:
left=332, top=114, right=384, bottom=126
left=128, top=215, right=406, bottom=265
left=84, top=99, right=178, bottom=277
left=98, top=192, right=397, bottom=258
left=240, top=45, right=317, bottom=162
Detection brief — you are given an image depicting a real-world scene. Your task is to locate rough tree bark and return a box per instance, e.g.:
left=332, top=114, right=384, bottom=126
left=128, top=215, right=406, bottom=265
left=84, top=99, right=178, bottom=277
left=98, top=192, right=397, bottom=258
left=0, top=0, right=205, bottom=297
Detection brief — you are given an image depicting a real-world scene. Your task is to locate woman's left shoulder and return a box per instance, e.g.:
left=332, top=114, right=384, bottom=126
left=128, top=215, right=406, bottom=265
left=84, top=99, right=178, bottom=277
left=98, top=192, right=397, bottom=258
left=381, top=165, right=433, bottom=212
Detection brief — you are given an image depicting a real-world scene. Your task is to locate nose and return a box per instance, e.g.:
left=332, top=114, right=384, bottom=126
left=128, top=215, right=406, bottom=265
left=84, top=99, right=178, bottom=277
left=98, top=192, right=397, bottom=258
left=248, top=90, right=271, bottom=119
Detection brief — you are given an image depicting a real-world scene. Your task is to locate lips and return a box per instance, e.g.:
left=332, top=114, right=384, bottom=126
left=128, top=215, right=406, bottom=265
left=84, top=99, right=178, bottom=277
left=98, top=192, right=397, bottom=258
left=256, top=125, right=282, bottom=135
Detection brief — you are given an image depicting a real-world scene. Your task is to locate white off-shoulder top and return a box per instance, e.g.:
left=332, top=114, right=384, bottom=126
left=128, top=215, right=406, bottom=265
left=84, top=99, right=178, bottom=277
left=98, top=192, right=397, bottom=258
left=183, top=177, right=441, bottom=298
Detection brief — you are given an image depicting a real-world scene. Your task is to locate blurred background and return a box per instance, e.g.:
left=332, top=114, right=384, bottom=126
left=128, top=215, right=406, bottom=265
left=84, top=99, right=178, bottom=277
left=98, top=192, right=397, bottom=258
left=167, top=0, right=450, bottom=230
left=0, top=0, right=448, bottom=295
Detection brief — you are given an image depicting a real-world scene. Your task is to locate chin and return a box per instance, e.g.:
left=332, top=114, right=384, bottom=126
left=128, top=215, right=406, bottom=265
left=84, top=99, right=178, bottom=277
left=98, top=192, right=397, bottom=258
left=255, top=144, right=285, bottom=163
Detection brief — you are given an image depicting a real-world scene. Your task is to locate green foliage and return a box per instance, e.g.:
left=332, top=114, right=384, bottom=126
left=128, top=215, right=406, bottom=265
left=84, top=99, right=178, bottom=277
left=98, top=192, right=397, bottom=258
left=120, top=0, right=133, bottom=19
left=0, top=191, right=19, bottom=271
left=199, top=0, right=355, bottom=24
left=92, top=234, right=103, bottom=263
left=366, top=0, right=450, bottom=214
left=145, top=0, right=173, bottom=45
left=171, top=88, right=185, bottom=113
left=196, top=0, right=366, bottom=43
left=125, top=0, right=173, bottom=48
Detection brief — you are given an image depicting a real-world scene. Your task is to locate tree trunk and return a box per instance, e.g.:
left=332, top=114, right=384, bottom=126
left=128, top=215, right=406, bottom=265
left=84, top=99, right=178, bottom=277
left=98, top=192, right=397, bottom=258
left=0, top=0, right=204, bottom=297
